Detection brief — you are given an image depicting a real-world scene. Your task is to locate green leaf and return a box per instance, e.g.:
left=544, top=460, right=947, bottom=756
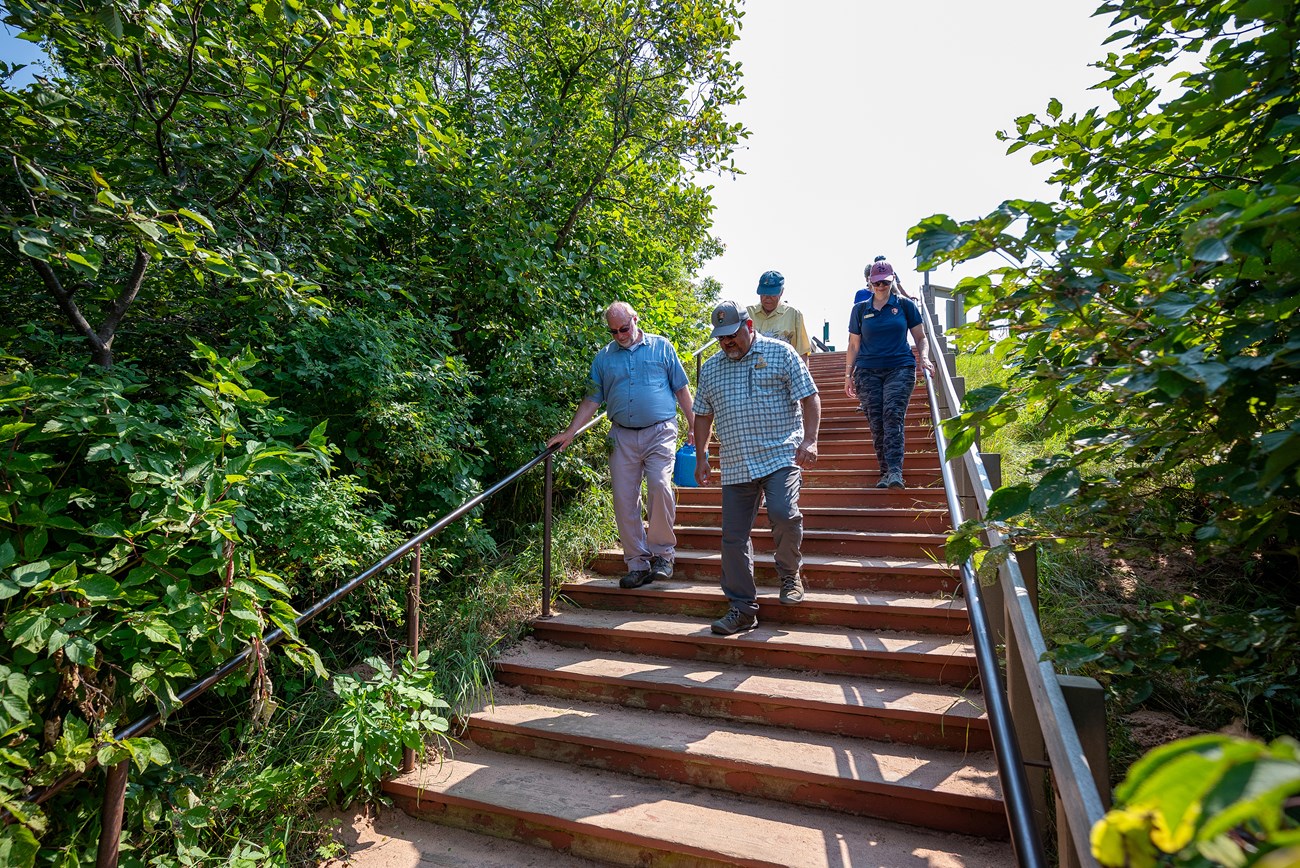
left=0, top=824, right=40, bottom=868
left=1030, top=467, right=1082, bottom=510
left=985, top=484, right=1033, bottom=521
left=1192, top=237, right=1231, bottom=262
left=139, top=618, right=182, bottom=650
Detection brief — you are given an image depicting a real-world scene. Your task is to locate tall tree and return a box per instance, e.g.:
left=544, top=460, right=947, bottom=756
left=0, top=0, right=452, bottom=368
left=912, top=0, right=1300, bottom=563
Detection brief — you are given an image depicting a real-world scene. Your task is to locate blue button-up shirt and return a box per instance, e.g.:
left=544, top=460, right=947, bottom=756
left=695, top=334, right=818, bottom=485
left=588, top=333, right=689, bottom=428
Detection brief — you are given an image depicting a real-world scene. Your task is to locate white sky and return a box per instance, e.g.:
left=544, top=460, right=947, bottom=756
left=700, top=0, right=1117, bottom=347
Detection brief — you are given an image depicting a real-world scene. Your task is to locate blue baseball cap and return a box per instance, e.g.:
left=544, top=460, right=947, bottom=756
left=756, top=270, right=785, bottom=295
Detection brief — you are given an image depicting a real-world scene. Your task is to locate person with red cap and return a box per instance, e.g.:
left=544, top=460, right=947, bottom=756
left=845, top=261, right=934, bottom=489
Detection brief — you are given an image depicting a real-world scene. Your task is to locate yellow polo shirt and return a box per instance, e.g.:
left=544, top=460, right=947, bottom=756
left=747, top=302, right=811, bottom=357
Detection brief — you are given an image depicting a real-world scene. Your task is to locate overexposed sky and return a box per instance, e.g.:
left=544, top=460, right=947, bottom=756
left=700, top=0, right=1117, bottom=346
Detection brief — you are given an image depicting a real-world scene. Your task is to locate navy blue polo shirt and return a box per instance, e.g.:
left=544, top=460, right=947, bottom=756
left=848, top=294, right=923, bottom=368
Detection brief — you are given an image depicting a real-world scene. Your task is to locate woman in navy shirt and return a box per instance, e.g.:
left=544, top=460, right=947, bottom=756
left=844, top=260, right=934, bottom=488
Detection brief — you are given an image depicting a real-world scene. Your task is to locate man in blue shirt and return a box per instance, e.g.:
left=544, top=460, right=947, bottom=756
left=549, top=302, right=695, bottom=589
left=694, top=301, right=820, bottom=635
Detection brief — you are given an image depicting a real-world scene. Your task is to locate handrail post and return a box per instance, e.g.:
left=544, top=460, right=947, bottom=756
left=541, top=452, right=554, bottom=619
left=402, top=542, right=422, bottom=774
left=96, top=759, right=128, bottom=868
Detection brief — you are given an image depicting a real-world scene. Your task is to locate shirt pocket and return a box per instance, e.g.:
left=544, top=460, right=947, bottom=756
left=752, top=368, right=785, bottom=397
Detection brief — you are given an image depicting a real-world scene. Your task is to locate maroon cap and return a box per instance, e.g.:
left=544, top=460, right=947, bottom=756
left=868, top=260, right=896, bottom=283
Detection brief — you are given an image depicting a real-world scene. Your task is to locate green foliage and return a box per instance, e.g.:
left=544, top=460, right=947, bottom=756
left=0, top=0, right=740, bottom=861
left=262, top=309, right=484, bottom=518
left=0, top=345, right=344, bottom=849
left=321, top=651, right=450, bottom=804
left=912, top=1, right=1300, bottom=560
left=1, top=0, right=457, bottom=368
left=1053, top=596, right=1300, bottom=736
left=1092, top=734, right=1300, bottom=867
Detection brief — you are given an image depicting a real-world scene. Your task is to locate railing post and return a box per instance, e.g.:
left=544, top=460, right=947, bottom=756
left=1056, top=675, right=1111, bottom=868
left=1005, top=545, right=1047, bottom=848
left=402, top=542, right=422, bottom=774
left=96, top=759, right=129, bottom=868
left=541, top=452, right=554, bottom=619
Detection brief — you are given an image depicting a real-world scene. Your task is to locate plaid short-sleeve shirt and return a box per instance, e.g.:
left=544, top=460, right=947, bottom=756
left=695, top=333, right=818, bottom=485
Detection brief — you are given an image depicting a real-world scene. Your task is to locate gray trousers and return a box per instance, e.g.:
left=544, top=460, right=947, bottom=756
left=720, top=465, right=802, bottom=615
left=610, top=421, right=677, bottom=571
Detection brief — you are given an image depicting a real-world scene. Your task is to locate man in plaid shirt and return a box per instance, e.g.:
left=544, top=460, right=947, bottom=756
left=693, top=300, right=821, bottom=635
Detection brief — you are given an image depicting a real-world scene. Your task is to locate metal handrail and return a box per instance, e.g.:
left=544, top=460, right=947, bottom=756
left=21, top=411, right=609, bottom=866
left=918, top=293, right=1106, bottom=866
left=920, top=368, right=1045, bottom=868
left=690, top=336, right=718, bottom=384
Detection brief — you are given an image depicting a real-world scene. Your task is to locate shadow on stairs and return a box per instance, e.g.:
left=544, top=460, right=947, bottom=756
left=382, top=351, right=1014, bottom=867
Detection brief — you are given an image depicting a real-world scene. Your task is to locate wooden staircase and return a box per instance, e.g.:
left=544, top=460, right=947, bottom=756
left=384, top=351, right=1013, bottom=866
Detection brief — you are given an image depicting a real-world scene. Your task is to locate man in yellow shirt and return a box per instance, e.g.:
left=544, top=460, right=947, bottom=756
left=747, top=270, right=811, bottom=362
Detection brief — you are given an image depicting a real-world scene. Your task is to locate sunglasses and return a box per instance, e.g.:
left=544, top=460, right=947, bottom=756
left=608, top=323, right=634, bottom=335
left=871, top=280, right=893, bottom=288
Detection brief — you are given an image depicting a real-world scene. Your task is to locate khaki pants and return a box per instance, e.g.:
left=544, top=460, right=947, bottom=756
left=610, top=421, right=678, bottom=571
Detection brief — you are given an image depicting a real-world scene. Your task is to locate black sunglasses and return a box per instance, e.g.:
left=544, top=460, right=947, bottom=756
left=871, top=280, right=893, bottom=288
left=608, top=323, right=634, bottom=335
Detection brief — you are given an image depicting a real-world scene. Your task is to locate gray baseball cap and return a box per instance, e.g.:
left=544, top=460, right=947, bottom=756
left=709, top=300, right=747, bottom=338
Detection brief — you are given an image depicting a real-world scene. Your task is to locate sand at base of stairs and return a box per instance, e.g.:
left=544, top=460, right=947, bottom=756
left=318, top=806, right=604, bottom=868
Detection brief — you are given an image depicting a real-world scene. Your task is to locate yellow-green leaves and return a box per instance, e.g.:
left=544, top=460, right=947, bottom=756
left=1093, top=734, right=1300, bottom=866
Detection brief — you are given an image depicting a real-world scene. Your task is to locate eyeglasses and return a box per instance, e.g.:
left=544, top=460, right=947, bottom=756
left=871, top=280, right=893, bottom=288
left=608, top=323, right=634, bottom=335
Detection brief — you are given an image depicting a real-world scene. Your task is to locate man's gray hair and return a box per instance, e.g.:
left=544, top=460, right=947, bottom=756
left=604, top=301, right=638, bottom=322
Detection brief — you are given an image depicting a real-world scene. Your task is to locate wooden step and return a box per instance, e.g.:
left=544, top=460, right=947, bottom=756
left=461, top=695, right=1007, bottom=838
left=796, top=454, right=943, bottom=472
left=672, top=525, right=947, bottom=559
left=530, top=608, right=978, bottom=685
left=386, top=746, right=1012, bottom=866
left=675, top=502, right=951, bottom=533
left=591, top=549, right=960, bottom=593
left=675, top=485, right=950, bottom=509
left=811, top=439, right=941, bottom=455
left=558, top=575, right=970, bottom=634
left=794, top=468, right=943, bottom=487
left=493, top=640, right=991, bottom=750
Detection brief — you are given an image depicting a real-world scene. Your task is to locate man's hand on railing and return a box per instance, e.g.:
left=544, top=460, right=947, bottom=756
left=546, top=430, right=574, bottom=451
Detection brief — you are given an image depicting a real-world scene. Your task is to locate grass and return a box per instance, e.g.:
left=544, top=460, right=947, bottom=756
left=954, top=350, right=1077, bottom=487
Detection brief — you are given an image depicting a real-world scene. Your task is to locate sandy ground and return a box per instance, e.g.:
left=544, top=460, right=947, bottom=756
left=318, top=807, right=603, bottom=867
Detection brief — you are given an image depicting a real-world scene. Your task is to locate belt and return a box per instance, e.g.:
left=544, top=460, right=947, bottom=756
left=616, top=419, right=672, bottom=431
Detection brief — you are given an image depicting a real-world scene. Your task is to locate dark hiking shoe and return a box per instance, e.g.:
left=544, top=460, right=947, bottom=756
left=711, top=607, right=758, bottom=635
left=649, top=556, right=673, bottom=582
left=875, top=475, right=890, bottom=489
left=619, top=569, right=653, bottom=589
left=779, top=574, right=805, bottom=605
left=887, top=470, right=906, bottom=489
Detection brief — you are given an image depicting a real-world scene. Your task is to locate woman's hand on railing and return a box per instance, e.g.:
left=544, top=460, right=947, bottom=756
left=914, top=348, right=936, bottom=379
